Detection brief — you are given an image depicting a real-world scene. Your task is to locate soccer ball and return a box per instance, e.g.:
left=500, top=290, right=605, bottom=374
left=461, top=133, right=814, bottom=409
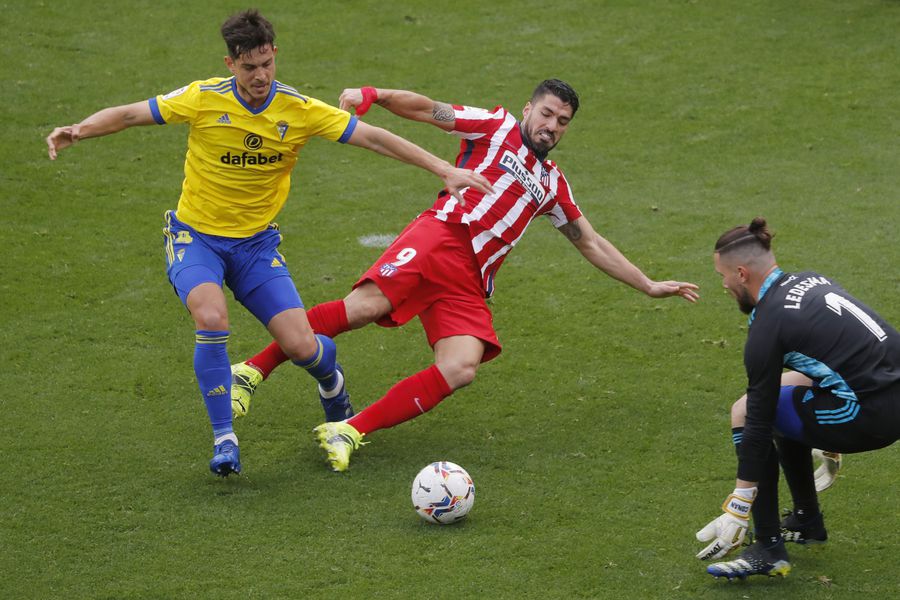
left=411, top=461, right=475, bottom=524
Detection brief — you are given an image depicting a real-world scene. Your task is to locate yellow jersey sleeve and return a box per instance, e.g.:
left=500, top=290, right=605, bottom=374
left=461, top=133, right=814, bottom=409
left=149, top=81, right=202, bottom=124
left=292, top=95, right=356, bottom=142
left=147, top=78, right=357, bottom=237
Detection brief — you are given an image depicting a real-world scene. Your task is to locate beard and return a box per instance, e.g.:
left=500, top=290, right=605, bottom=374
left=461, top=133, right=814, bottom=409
left=522, top=123, right=557, bottom=155
left=735, top=285, right=756, bottom=315
left=531, top=133, right=556, bottom=154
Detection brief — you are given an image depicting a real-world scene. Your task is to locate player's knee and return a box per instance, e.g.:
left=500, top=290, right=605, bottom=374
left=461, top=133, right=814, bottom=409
left=438, top=360, right=479, bottom=391
left=731, top=395, right=748, bottom=427
left=191, top=306, right=229, bottom=331
left=346, top=303, right=372, bottom=327
left=279, top=332, right=319, bottom=361
left=345, top=285, right=391, bottom=327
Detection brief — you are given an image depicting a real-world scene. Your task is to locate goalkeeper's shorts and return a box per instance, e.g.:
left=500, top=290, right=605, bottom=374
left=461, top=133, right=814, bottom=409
left=776, top=382, right=900, bottom=453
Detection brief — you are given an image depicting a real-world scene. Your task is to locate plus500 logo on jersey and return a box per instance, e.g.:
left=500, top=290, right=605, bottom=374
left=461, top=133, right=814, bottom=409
left=220, top=133, right=284, bottom=167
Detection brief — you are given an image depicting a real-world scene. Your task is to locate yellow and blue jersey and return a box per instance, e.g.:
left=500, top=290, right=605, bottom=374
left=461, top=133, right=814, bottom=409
left=149, top=77, right=357, bottom=237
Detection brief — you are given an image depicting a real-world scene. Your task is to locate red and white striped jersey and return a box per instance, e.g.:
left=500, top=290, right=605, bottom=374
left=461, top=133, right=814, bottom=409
left=426, top=104, right=582, bottom=297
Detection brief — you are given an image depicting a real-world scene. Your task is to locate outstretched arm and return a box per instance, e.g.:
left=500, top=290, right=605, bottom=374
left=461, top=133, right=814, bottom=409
left=339, top=87, right=456, bottom=131
left=345, top=119, right=492, bottom=204
left=47, top=101, right=156, bottom=159
left=559, top=215, right=700, bottom=302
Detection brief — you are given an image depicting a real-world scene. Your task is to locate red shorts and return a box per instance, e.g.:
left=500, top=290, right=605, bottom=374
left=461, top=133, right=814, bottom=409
left=354, top=215, right=501, bottom=362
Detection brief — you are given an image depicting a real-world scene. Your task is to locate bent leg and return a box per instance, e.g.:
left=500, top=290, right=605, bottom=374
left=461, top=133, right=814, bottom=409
left=243, top=281, right=393, bottom=378
left=267, top=308, right=342, bottom=391
left=732, top=371, right=812, bottom=428
left=434, top=335, right=485, bottom=390
left=267, top=307, right=318, bottom=360
left=343, top=281, right=394, bottom=329
left=239, top=275, right=312, bottom=376
left=346, top=335, right=484, bottom=435
left=730, top=371, right=813, bottom=453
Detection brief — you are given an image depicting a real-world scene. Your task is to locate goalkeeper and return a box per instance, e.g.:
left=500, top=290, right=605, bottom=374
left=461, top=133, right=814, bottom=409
left=696, top=217, right=900, bottom=580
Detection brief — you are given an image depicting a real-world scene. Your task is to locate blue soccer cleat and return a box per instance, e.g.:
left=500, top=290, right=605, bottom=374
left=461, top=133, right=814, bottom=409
left=319, top=363, right=354, bottom=422
left=209, top=439, right=242, bottom=477
left=707, top=540, right=791, bottom=580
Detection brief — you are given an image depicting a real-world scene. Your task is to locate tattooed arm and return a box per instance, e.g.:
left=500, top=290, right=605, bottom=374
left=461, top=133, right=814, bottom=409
left=339, top=88, right=456, bottom=131
left=559, top=216, right=700, bottom=301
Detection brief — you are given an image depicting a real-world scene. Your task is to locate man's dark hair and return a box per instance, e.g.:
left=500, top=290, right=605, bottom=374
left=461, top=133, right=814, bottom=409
left=531, top=79, right=580, bottom=115
left=221, top=9, right=276, bottom=59
left=715, top=217, right=774, bottom=255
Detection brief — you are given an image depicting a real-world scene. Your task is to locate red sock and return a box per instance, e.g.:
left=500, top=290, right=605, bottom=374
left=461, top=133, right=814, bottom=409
left=348, top=365, right=452, bottom=435
left=306, top=300, right=350, bottom=338
left=246, top=342, right=289, bottom=378
left=246, top=300, right=349, bottom=378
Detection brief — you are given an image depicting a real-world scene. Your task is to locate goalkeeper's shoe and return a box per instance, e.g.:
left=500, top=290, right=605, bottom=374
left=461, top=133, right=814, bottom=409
left=780, top=510, right=827, bottom=545
left=319, top=363, right=354, bottom=422
left=812, top=449, right=842, bottom=492
left=209, top=439, right=242, bottom=477
left=231, top=362, right=263, bottom=418
left=707, top=540, right=791, bottom=580
left=313, top=421, right=365, bottom=472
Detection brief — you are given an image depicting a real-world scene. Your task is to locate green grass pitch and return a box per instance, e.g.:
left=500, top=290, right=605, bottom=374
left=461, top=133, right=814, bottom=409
left=3, top=1, right=899, bottom=598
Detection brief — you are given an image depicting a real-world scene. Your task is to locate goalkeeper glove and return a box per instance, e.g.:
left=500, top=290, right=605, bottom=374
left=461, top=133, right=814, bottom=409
left=695, top=487, right=757, bottom=561
left=812, top=449, right=842, bottom=492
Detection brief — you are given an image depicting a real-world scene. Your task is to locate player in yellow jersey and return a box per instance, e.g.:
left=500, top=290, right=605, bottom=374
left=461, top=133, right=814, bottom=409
left=45, top=9, right=492, bottom=477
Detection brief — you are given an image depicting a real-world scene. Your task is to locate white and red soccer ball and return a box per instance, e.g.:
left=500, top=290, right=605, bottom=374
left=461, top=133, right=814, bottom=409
left=411, top=461, right=475, bottom=524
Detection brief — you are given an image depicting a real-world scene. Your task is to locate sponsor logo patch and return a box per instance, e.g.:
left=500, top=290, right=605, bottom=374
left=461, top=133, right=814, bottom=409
left=162, top=85, right=189, bottom=100
left=498, top=150, right=546, bottom=206
left=217, top=134, right=284, bottom=168
left=219, top=151, right=284, bottom=167
left=244, top=133, right=263, bottom=151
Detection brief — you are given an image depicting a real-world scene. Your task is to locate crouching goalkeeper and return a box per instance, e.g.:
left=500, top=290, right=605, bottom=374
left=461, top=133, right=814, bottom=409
left=696, top=217, right=900, bottom=580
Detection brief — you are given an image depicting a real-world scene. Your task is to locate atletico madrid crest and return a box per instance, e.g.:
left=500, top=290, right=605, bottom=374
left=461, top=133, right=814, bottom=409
left=379, top=263, right=399, bottom=277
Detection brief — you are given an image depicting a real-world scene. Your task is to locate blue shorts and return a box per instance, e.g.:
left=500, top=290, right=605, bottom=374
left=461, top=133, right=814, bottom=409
left=162, top=210, right=303, bottom=325
left=774, top=385, right=805, bottom=441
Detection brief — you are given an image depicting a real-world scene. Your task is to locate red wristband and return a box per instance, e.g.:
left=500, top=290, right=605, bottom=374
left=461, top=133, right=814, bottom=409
left=356, top=86, right=378, bottom=117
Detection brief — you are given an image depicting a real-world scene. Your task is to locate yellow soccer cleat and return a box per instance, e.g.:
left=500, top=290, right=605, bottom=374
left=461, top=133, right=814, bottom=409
left=313, top=421, right=365, bottom=472
left=231, top=362, right=263, bottom=418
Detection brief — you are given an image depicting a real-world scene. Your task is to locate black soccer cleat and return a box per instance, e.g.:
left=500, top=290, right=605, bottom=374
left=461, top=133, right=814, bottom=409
left=780, top=510, right=828, bottom=545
